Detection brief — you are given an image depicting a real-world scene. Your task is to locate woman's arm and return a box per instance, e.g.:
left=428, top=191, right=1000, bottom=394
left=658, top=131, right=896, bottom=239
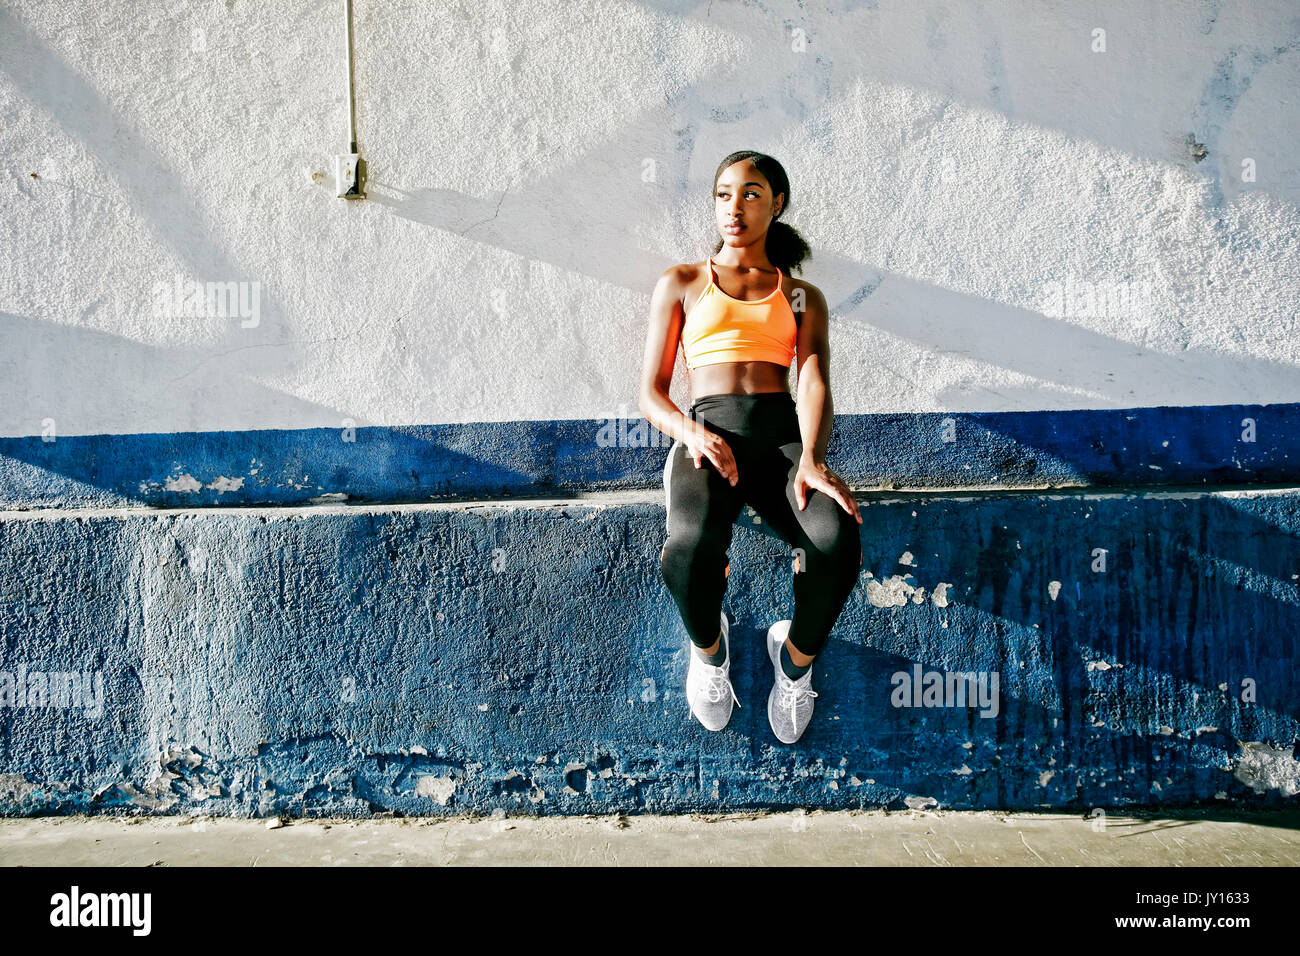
left=637, top=266, right=690, bottom=443
left=793, top=282, right=833, bottom=464
left=792, top=282, right=861, bottom=522
left=637, top=266, right=738, bottom=483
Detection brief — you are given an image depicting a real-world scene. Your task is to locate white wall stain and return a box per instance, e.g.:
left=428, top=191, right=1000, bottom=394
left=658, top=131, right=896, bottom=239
left=1048, top=580, right=1061, bottom=600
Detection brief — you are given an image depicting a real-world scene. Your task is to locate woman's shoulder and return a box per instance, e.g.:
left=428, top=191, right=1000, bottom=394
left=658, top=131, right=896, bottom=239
left=668, top=259, right=711, bottom=279
left=783, top=270, right=822, bottom=294
left=782, top=271, right=827, bottom=308
left=655, top=259, right=710, bottom=296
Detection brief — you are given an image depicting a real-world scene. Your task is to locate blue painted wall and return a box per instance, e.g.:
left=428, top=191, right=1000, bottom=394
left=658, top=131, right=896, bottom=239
left=2, top=402, right=1298, bottom=511
left=1, top=422, right=1297, bottom=815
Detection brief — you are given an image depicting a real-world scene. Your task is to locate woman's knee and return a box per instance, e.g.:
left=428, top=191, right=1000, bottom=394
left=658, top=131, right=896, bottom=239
left=661, top=525, right=729, bottom=571
left=803, top=511, right=861, bottom=565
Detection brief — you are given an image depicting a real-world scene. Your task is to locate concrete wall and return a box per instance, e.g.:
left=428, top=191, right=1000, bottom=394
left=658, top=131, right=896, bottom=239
left=2, top=0, right=1298, bottom=815
left=2, top=483, right=1298, bottom=815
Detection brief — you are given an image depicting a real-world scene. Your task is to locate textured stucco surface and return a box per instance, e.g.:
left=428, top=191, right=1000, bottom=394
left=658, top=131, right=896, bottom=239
left=1, top=489, right=1296, bottom=816
left=2, top=0, right=1299, bottom=438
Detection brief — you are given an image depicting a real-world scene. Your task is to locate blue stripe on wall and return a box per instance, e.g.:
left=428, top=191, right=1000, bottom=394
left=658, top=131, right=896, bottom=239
left=1, top=402, right=1297, bottom=510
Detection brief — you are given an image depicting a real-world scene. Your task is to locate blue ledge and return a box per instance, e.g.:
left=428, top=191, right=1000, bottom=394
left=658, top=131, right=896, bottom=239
left=1, top=402, right=1298, bottom=510
left=0, top=488, right=1297, bottom=816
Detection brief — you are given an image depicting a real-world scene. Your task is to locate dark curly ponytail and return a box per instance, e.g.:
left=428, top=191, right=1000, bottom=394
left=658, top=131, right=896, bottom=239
left=710, top=150, right=812, bottom=276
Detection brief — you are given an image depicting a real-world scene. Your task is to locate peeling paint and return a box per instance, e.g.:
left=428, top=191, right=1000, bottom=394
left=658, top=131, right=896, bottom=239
left=415, top=775, right=456, bottom=805
left=1233, top=742, right=1300, bottom=796
left=207, top=476, right=245, bottom=493
left=164, top=473, right=202, bottom=493
left=866, top=574, right=932, bottom=607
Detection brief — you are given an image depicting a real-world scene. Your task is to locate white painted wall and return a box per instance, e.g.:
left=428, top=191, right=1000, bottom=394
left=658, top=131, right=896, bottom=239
left=2, top=0, right=1298, bottom=438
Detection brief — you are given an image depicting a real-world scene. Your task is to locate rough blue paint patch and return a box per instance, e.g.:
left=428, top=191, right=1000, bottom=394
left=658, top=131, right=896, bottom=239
left=0, top=489, right=1296, bottom=816
left=1, top=403, right=1297, bottom=510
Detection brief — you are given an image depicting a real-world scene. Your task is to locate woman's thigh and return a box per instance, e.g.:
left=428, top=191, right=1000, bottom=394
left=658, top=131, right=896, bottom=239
left=742, top=440, right=860, bottom=560
left=662, top=438, right=745, bottom=556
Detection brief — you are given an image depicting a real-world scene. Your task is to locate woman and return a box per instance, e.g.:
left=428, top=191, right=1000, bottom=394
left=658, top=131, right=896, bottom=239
left=638, top=150, right=863, bottom=744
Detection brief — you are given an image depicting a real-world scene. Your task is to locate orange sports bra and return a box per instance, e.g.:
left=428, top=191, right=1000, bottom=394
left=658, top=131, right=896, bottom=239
left=680, top=258, right=798, bottom=370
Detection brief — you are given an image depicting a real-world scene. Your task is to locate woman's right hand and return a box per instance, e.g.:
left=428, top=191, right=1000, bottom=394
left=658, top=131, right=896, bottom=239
left=681, top=419, right=738, bottom=486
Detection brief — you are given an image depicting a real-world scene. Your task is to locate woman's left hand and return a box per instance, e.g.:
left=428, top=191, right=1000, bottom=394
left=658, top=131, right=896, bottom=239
left=794, top=458, right=862, bottom=523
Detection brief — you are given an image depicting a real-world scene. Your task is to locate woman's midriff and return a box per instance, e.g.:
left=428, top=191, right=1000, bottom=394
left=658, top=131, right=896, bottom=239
left=687, top=389, right=801, bottom=446
left=688, top=360, right=790, bottom=399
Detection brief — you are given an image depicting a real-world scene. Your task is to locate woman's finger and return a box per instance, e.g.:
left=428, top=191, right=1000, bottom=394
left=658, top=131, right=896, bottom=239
left=803, top=472, right=850, bottom=520
left=711, top=439, right=737, bottom=485
left=826, top=479, right=862, bottom=523
left=711, top=447, right=737, bottom=485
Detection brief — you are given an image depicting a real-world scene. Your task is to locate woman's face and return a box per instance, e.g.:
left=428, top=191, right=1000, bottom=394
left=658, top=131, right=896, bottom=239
left=714, top=160, right=784, bottom=251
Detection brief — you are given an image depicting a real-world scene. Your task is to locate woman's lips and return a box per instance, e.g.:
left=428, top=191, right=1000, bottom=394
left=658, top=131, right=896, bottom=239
left=724, top=223, right=745, bottom=233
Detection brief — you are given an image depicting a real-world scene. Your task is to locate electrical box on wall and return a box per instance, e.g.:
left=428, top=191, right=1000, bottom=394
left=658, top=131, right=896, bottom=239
left=336, top=152, right=364, bottom=199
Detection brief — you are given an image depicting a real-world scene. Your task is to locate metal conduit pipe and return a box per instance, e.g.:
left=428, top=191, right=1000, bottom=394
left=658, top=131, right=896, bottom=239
left=337, top=0, right=365, bottom=199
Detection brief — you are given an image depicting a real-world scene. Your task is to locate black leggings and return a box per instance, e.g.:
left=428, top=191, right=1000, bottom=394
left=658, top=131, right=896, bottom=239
left=659, top=392, right=862, bottom=657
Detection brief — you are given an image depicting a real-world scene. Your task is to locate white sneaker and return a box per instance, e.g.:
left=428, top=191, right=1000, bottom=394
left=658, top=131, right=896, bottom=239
left=766, top=620, right=818, bottom=743
left=686, top=610, right=740, bottom=731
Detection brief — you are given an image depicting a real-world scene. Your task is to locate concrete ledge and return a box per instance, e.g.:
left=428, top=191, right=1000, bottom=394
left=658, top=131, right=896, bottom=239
left=3, top=809, right=1299, bottom=866
left=2, top=485, right=1297, bottom=816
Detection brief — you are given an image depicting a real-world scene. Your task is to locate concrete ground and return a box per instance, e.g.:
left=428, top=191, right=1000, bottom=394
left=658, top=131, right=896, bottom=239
left=1, top=808, right=1297, bottom=865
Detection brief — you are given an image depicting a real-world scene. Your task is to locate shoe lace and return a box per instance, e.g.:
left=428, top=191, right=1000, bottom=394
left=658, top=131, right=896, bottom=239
left=702, top=665, right=741, bottom=709
left=775, top=672, right=817, bottom=723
